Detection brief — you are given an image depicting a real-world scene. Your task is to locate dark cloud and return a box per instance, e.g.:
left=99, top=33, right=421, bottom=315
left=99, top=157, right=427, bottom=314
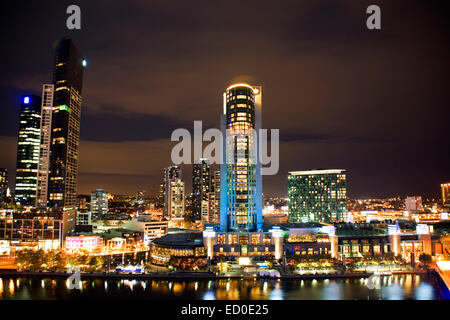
left=80, top=111, right=191, bottom=142
left=1, top=0, right=449, bottom=198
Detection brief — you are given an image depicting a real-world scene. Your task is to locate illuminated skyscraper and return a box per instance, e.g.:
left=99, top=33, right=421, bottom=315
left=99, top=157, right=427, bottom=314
left=288, top=169, right=348, bottom=223
left=163, top=166, right=181, bottom=219
left=168, top=180, right=185, bottom=224
left=47, top=38, right=85, bottom=235
left=193, top=158, right=211, bottom=222
left=220, top=84, right=263, bottom=232
left=207, top=170, right=221, bottom=225
left=15, top=95, right=41, bottom=205
left=35, top=84, right=54, bottom=207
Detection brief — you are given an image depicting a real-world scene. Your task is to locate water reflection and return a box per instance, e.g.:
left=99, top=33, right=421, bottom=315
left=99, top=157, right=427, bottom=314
left=0, top=274, right=445, bottom=300
left=415, top=283, right=434, bottom=300
left=203, top=290, right=216, bottom=300
left=321, top=281, right=342, bottom=300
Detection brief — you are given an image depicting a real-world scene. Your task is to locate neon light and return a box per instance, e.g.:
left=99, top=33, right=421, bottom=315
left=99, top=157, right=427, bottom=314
left=23, top=97, right=30, bottom=104
left=226, top=83, right=259, bottom=94
left=57, top=104, right=71, bottom=113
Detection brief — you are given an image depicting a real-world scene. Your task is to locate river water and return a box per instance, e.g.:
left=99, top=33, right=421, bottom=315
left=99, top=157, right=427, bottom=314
left=0, top=274, right=448, bottom=300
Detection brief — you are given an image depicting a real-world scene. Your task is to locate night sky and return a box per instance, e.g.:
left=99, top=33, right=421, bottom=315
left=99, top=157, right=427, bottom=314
left=1, top=0, right=449, bottom=198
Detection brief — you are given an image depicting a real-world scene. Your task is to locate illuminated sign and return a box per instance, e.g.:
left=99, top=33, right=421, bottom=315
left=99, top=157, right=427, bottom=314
left=270, top=226, right=283, bottom=238
left=238, top=257, right=251, bottom=265
left=203, top=226, right=216, bottom=238
left=416, top=224, right=429, bottom=235
left=23, top=96, right=30, bottom=104
left=321, top=225, right=336, bottom=236
left=388, top=224, right=401, bottom=235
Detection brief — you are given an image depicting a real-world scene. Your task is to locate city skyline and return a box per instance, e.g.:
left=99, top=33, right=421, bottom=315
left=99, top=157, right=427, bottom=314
left=0, top=1, right=449, bottom=305
left=1, top=1, right=449, bottom=199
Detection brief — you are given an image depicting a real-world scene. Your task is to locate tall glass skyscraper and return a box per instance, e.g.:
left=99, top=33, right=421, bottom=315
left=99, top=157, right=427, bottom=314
left=15, top=95, right=41, bottom=206
left=48, top=38, right=84, bottom=209
left=288, top=169, right=348, bottom=223
left=47, top=38, right=84, bottom=235
left=192, top=158, right=211, bottom=222
left=220, top=84, right=263, bottom=232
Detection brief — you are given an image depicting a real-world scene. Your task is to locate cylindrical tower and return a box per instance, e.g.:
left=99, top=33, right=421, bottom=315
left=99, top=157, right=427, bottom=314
left=220, top=84, right=262, bottom=232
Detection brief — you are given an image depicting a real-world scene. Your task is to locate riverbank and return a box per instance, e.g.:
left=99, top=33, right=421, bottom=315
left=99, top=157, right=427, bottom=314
left=0, top=269, right=427, bottom=281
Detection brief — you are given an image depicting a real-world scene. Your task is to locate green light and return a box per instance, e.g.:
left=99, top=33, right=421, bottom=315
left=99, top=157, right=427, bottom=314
left=57, top=104, right=71, bottom=113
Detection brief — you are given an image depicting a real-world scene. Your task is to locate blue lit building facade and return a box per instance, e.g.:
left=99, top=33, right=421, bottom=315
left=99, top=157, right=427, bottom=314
left=220, top=84, right=262, bottom=232
left=203, top=84, right=283, bottom=262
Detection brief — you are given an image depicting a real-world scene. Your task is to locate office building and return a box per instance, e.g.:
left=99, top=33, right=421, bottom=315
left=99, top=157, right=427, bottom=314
left=163, top=166, right=181, bottom=219
left=405, top=196, right=423, bottom=211
left=36, top=84, right=54, bottom=207
left=76, top=210, right=91, bottom=225
left=125, top=216, right=169, bottom=243
left=288, top=169, right=348, bottom=223
left=192, top=158, right=211, bottom=222
left=441, top=183, right=450, bottom=206
left=0, top=168, right=8, bottom=205
left=14, top=95, right=41, bottom=205
left=48, top=38, right=85, bottom=236
left=91, top=189, right=108, bottom=219
left=76, top=194, right=88, bottom=210
left=220, top=83, right=263, bottom=232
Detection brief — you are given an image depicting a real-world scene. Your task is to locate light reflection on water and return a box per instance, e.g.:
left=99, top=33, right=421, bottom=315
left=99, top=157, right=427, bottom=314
left=0, top=274, right=446, bottom=300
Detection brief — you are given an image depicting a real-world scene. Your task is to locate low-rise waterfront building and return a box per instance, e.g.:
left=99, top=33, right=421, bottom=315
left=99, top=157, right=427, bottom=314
left=123, top=216, right=168, bottom=243
left=150, top=232, right=206, bottom=266
left=0, top=211, right=62, bottom=251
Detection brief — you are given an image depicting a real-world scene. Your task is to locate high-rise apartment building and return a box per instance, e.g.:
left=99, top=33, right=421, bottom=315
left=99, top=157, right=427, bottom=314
left=207, top=170, right=220, bottom=225
left=163, top=166, right=181, bottom=219
left=0, top=168, right=8, bottom=205
left=15, top=95, right=41, bottom=205
left=192, top=158, right=211, bottom=222
left=35, top=84, right=54, bottom=207
left=288, top=169, right=348, bottom=223
left=220, top=84, right=263, bottom=232
left=47, top=38, right=84, bottom=235
left=91, top=189, right=108, bottom=219
left=168, top=180, right=185, bottom=224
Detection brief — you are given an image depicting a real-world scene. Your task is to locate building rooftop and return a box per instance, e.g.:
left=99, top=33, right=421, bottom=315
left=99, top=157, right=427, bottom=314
left=152, top=232, right=204, bottom=248
left=289, top=169, right=346, bottom=175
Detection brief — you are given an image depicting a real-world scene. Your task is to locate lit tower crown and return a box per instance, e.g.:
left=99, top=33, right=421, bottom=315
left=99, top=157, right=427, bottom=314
left=220, top=83, right=263, bottom=232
